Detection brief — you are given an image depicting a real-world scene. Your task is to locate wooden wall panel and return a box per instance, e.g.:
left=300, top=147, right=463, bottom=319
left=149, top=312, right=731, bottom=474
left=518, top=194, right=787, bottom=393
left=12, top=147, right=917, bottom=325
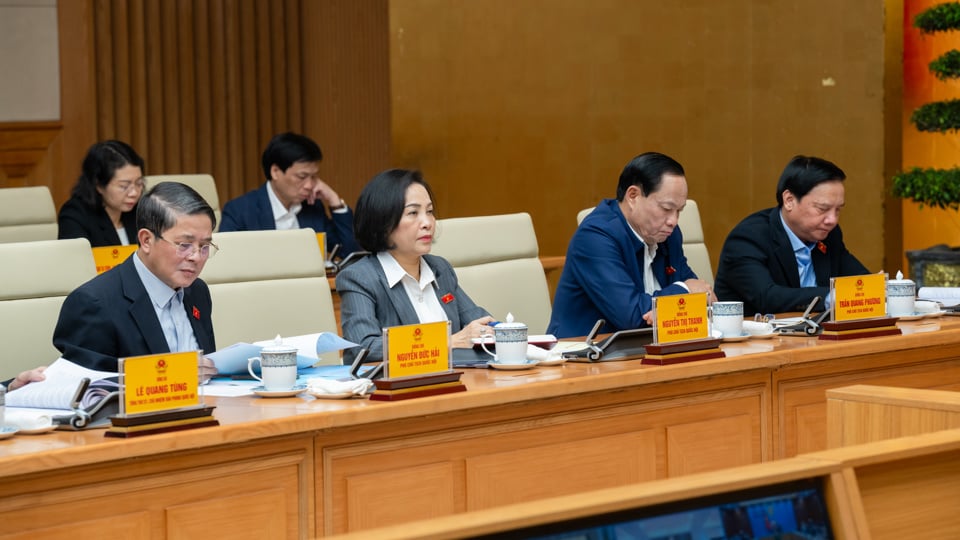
left=388, top=0, right=901, bottom=271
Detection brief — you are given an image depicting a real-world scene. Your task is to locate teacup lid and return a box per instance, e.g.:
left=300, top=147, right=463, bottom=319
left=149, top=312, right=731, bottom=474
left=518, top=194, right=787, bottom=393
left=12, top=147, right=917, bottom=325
left=496, top=312, right=526, bottom=329
left=887, top=270, right=915, bottom=285
left=261, top=334, right=298, bottom=354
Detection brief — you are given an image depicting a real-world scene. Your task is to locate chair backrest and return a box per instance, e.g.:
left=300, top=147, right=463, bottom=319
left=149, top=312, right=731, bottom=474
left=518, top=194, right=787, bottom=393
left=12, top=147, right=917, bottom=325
left=0, top=238, right=97, bottom=376
left=145, top=174, right=221, bottom=229
left=430, top=213, right=552, bottom=334
left=0, top=186, right=58, bottom=243
left=577, top=200, right=713, bottom=285
left=201, top=228, right=340, bottom=364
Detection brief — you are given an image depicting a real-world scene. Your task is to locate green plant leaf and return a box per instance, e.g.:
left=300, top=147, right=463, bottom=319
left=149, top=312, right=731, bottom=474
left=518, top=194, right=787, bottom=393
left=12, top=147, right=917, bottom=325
left=930, top=49, right=960, bottom=80
left=911, top=100, right=960, bottom=132
left=893, top=167, right=960, bottom=209
left=915, top=2, right=960, bottom=34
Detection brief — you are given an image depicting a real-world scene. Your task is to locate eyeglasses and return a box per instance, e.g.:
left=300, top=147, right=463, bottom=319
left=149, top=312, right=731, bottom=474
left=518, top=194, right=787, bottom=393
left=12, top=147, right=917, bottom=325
left=113, top=178, right=147, bottom=194
left=154, top=234, right=219, bottom=259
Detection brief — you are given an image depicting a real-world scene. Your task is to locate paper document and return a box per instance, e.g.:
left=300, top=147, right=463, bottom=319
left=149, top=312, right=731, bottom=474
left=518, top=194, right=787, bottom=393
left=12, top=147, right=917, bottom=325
left=207, top=333, right=358, bottom=375
left=5, top=358, right=117, bottom=411
left=917, top=287, right=960, bottom=307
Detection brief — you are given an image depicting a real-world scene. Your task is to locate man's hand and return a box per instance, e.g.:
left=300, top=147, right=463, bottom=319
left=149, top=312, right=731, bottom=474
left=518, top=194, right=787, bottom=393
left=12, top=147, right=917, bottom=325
left=306, top=179, right=343, bottom=209
left=199, top=357, right=219, bottom=385
left=7, top=366, right=47, bottom=391
left=685, top=278, right=717, bottom=303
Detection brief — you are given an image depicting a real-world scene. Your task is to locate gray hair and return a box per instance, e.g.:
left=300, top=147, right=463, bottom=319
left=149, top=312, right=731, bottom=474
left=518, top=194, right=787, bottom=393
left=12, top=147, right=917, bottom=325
left=136, top=181, right=216, bottom=238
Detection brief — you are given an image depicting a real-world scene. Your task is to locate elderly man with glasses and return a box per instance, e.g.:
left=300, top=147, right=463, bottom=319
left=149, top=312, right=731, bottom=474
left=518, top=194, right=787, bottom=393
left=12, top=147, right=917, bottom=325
left=53, top=182, right=219, bottom=380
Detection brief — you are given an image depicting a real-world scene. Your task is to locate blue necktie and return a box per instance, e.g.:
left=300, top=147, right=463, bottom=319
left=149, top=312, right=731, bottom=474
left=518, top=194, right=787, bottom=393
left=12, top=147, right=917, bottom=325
left=796, top=246, right=815, bottom=287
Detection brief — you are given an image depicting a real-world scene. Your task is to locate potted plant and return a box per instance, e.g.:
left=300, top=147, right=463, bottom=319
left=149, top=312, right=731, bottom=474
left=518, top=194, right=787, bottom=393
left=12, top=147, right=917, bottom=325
left=893, top=1, right=960, bottom=287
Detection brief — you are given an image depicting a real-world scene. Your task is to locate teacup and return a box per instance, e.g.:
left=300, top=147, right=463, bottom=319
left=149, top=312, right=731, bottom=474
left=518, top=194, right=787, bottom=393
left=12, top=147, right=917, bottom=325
left=480, top=321, right=528, bottom=364
left=887, top=276, right=916, bottom=317
left=710, top=301, right=744, bottom=338
left=248, top=343, right=299, bottom=390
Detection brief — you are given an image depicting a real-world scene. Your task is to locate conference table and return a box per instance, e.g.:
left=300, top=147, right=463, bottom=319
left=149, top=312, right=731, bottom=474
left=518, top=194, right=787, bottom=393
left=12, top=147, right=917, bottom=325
left=3, top=316, right=960, bottom=538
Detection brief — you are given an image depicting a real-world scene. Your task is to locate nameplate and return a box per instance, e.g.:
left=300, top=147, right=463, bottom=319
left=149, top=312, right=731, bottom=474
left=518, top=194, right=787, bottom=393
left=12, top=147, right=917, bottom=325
left=652, top=292, right=710, bottom=344
left=117, top=351, right=202, bottom=416
left=383, top=321, right=452, bottom=379
left=91, top=244, right=137, bottom=274
left=315, top=232, right=326, bottom=258
left=831, top=274, right=885, bottom=322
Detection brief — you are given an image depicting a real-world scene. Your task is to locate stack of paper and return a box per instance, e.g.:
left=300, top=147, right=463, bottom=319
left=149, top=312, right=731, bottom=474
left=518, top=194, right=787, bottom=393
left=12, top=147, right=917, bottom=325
left=917, top=287, right=960, bottom=308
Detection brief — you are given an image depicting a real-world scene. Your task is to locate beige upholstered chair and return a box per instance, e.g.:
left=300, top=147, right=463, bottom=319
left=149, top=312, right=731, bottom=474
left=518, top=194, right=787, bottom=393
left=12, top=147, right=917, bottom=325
left=577, top=200, right=713, bottom=284
left=201, top=228, right=340, bottom=364
left=0, top=238, right=97, bottom=376
left=430, top=212, right=553, bottom=334
left=0, top=186, right=58, bottom=243
left=145, top=174, right=221, bottom=229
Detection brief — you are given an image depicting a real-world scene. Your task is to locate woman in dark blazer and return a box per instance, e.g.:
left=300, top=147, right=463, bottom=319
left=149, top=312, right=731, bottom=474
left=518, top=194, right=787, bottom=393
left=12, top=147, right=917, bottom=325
left=57, top=140, right=145, bottom=247
left=336, top=169, right=494, bottom=364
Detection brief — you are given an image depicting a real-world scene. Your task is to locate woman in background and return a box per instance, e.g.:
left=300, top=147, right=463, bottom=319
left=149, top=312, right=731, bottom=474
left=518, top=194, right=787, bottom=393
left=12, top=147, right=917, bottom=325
left=58, top=140, right=145, bottom=246
left=336, top=168, right=494, bottom=364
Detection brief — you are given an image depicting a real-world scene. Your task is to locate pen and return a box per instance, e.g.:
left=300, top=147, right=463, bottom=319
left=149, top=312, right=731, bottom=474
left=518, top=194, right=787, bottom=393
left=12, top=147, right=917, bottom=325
left=487, top=321, right=500, bottom=327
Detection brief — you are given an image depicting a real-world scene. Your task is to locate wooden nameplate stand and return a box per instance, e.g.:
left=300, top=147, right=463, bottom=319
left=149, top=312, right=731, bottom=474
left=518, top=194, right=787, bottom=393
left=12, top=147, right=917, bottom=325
left=818, top=317, right=902, bottom=341
left=105, top=406, right=219, bottom=438
left=370, top=371, right=466, bottom=402
left=641, top=337, right=725, bottom=366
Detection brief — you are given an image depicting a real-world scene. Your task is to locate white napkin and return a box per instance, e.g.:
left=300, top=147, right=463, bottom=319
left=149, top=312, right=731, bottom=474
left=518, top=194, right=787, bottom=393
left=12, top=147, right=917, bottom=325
left=306, top=377, right=373, bottom=396
left=4, top=410, right=53, bottom=431
left=527, top=344, right=563, bottom=362
left=742, top=321, right=774, bottom=336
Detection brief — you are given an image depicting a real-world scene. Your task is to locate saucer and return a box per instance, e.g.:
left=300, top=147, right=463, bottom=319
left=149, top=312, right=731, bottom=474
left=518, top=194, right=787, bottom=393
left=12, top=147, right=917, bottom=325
left=721, top=332, right=750, bottom=343
left=17, top=424, right=56, bottom=435
left=489, top=360, right=540, bottom=370
left=308, top=390, right=359, bottom=400
left=538, top=357, right=568, bottom=366
left=749, top=331, right=777, bottom=340
left=252, top=384, right=307, bottom=398
left=894, top=313, right=924, bottom=321
left=0, top=426, right=19, bottom=440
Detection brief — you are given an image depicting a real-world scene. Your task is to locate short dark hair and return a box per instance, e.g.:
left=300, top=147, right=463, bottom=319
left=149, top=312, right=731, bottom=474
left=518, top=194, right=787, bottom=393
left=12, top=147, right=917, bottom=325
left=616, top=152, right=685, bottom=201
left=72, top=140, right=145, bottom=208
left=261, top=132, right=323, bottom=180
left=776, top=155, right=846, bottom=207
left=137, top=182, right=217, bottom=242
left=354, top=169, right=435, bottom=253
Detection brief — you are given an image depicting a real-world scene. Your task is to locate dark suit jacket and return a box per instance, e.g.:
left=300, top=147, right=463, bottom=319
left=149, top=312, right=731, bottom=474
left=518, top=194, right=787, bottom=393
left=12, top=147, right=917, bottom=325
left=547, top=199, right=698, bottom=338
left=335, top=253, right=490, bottom=364
left=714, top=207, right=868, bottom=315
left=57, top=195, right=138, bottom=247
left=52, top=256, right=216, bottom=372
left=219, top=182, right=360, bottom=255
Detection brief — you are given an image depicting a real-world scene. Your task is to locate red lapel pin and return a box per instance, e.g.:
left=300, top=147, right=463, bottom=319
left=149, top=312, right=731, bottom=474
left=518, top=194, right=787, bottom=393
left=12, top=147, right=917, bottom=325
left=192, top=306, right=201, bottom=320
left=817, top=241, right=827, bottom=254
left=441, top=293, right=455, bottom=304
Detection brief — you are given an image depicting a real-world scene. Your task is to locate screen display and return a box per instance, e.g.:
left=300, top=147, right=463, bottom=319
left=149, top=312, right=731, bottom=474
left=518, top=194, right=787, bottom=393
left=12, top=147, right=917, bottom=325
left=475, top=478, right=833, bottom=540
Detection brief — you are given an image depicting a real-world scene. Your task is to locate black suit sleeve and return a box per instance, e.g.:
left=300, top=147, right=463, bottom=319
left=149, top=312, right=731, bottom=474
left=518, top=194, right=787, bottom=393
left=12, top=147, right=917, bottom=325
left=52, top=287, right=123, bottom=372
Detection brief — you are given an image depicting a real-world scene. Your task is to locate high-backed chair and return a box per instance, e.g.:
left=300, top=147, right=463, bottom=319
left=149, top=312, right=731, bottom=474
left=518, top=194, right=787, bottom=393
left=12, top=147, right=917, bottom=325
left=0, top=238, right=97, bottom=376
left=0, top=186, right=58, bottom=243
left=145, top=174, right=221, bottom=229
left=201, top=228, right=340, bottom=364
left=430, top=213, right=553, bottom=334
left=577, top=200, right=713, bottom=284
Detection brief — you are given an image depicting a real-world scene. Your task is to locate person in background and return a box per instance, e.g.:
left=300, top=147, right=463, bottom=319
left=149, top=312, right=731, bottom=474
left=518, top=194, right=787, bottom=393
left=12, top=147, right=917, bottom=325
left=714, top=155, right=868, bottom=315
left=53, top=182, right=218, bottom=380
left=219, top=131, right=360, bottom=255
left=58, top=140, right=145, bottom=247
left=336, top=169, right=494, bottom=364
left=547, top=152, right=715, bottom=338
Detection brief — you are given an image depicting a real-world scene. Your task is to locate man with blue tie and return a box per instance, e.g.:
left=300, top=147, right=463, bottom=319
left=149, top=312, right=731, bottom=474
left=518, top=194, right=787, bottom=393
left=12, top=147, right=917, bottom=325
left=53, top=182, right=218, bottom=376
left=714, top=155, right=868, bottom=316
left=548, top=152, right=716, bottom=338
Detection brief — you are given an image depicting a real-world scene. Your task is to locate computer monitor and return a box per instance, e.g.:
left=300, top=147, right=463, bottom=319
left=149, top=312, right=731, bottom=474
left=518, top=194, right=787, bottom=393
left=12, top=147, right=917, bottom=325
left=473, top=477, right=834, bottom=540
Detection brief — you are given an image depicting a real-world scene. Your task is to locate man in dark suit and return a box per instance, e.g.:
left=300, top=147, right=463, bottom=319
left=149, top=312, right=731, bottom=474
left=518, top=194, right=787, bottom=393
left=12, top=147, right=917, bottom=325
left=53, top=182, right=218, bottom=376
left=547, top=152, right=716, bottom=338
left=218, top=132, right=360, bottom=255
left=714, top=155, right=868, bottom=316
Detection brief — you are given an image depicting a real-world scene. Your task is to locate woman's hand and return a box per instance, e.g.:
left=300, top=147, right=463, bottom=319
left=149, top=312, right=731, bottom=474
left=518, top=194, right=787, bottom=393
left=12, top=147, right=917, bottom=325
left=451, top=316, right=496, bottom=348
